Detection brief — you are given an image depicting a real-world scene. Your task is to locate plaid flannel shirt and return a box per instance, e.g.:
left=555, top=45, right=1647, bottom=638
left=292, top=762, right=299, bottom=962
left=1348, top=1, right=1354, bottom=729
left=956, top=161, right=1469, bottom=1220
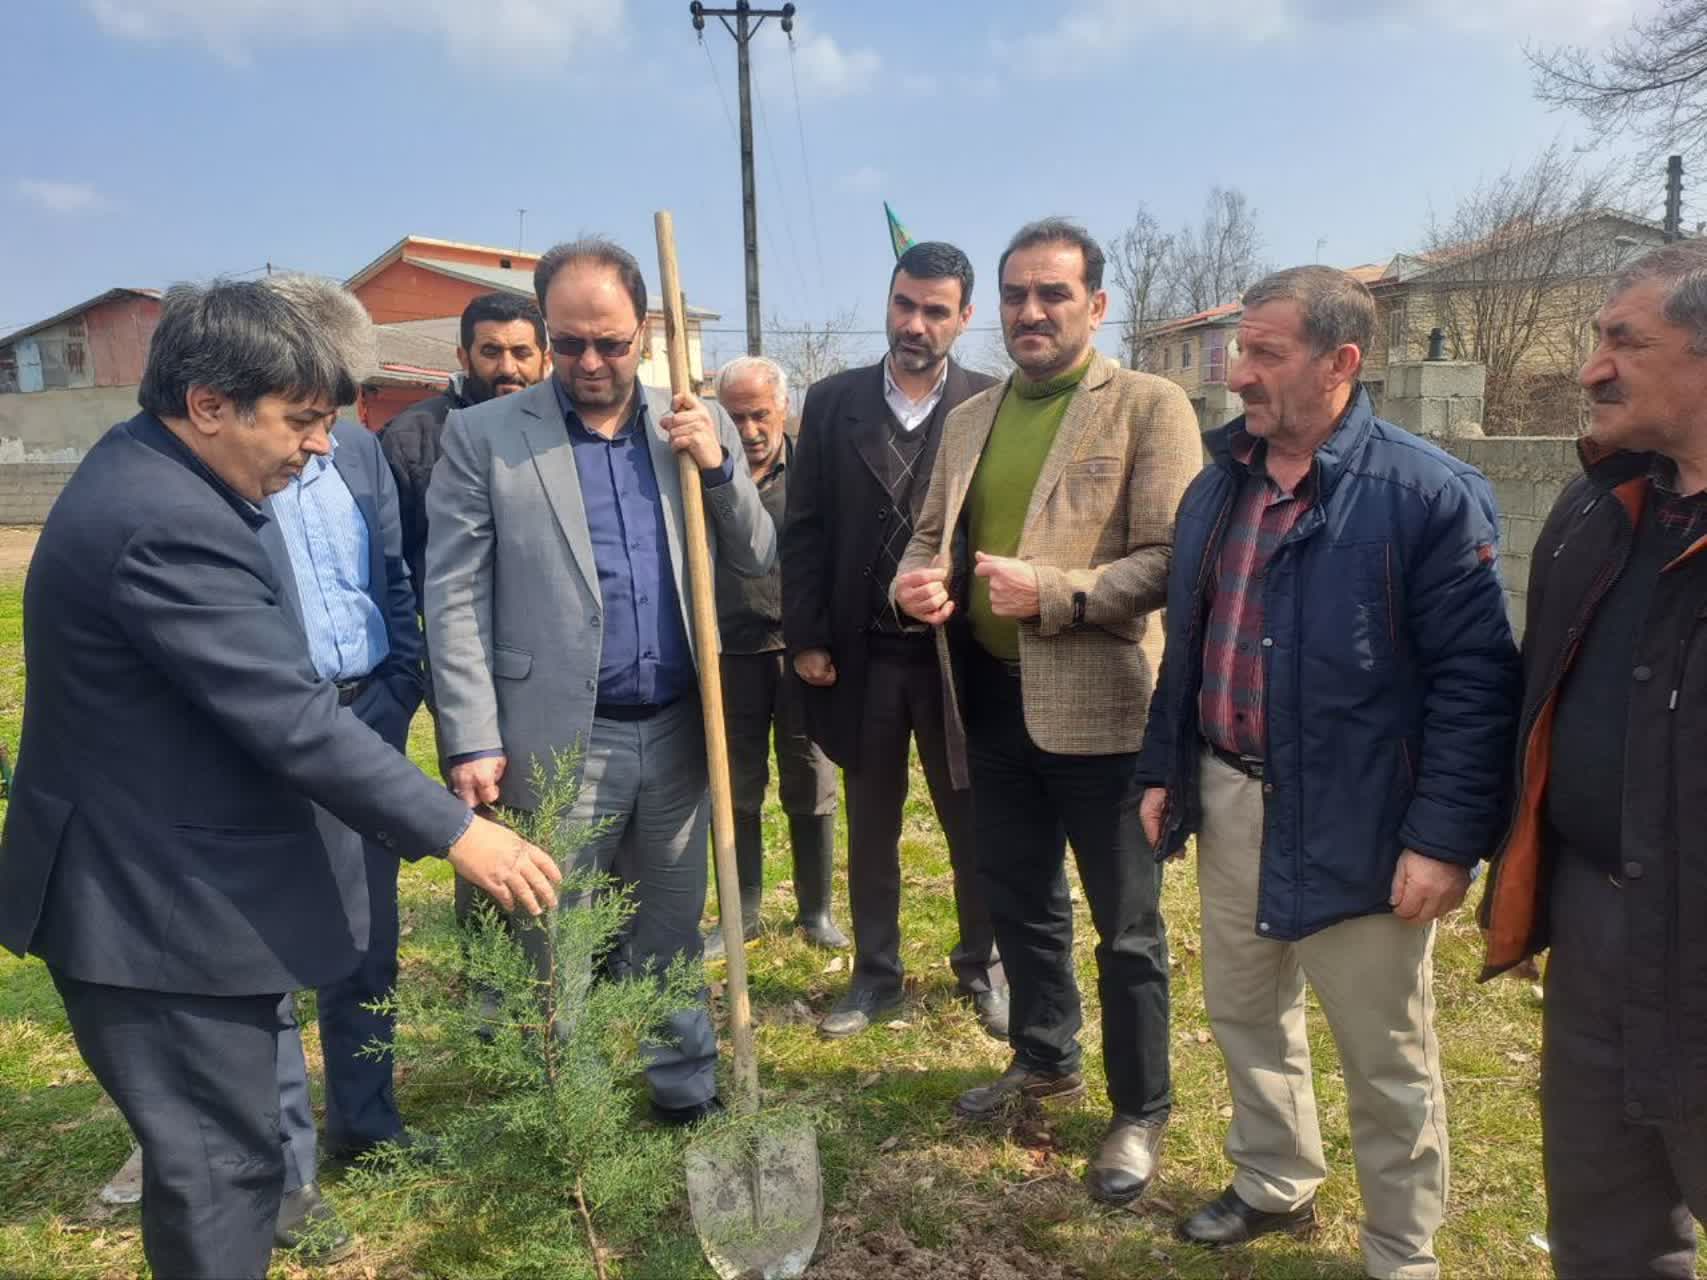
left=1197, top=436, right=1314, bottom=759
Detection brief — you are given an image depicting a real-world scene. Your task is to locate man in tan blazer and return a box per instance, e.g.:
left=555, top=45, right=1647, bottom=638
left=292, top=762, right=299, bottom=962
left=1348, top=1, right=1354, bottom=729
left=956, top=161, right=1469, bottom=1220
left=894, top=218, right=1200, bottom=1207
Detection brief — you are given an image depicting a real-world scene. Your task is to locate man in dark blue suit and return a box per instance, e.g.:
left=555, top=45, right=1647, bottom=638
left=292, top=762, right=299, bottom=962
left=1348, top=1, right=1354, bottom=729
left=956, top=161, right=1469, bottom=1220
left=0, top=277, right=561, bottom=1280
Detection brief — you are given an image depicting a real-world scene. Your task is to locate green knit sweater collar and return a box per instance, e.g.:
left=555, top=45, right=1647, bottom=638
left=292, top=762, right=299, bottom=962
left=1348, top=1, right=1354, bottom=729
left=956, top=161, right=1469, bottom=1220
left=1010, top=350, right=1094, bottom=400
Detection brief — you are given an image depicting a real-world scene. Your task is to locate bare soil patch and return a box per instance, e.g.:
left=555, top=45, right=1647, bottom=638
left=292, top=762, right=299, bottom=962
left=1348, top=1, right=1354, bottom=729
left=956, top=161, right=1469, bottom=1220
left=810, top=1224, right=1081, bottom=1280
left=0, top=528, right=39, bottom=576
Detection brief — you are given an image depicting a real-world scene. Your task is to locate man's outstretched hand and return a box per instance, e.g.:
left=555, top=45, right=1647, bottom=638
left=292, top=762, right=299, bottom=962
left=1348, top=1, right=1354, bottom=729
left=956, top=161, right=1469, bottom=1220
left=447, top=812, right=562, bottom=916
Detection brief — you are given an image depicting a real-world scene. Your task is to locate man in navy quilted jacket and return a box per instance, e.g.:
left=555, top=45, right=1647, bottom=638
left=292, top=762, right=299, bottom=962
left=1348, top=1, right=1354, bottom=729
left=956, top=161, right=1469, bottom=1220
left=1135, top=266, right=1521, bottom=1279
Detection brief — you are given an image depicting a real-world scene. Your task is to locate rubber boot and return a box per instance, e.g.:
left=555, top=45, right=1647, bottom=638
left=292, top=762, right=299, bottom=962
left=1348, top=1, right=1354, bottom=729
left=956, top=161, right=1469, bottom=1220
left=789, top=813, right=849, bottom=950
left=704, top=812, right=765, bottom=961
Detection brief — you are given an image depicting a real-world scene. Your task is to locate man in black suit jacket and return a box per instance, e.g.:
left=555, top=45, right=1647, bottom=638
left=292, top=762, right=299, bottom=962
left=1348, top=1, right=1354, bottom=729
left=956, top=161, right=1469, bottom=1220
left=0, top=278, right=560, bottom=1280
left=782, top=242, right=1012, bottom=1040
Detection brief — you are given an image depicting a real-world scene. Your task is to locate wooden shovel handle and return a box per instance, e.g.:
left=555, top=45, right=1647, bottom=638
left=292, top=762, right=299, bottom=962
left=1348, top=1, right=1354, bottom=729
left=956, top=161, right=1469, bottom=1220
left=653, top=211, right=760, bottom=1115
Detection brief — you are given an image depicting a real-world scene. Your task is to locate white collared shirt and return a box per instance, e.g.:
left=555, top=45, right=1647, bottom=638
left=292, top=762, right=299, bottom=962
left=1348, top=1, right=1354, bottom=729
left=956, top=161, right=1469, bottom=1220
left=882, top=356, right=949, bottom=433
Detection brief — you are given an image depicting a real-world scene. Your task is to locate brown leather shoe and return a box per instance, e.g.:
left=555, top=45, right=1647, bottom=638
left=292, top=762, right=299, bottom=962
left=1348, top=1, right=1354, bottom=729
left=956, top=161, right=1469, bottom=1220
left=1085, top=1113, right=1166, bottom=1205
left=1178, top=1185, right=1317, bottom=1246
left=954, top=1059, right=1085, bottom=1118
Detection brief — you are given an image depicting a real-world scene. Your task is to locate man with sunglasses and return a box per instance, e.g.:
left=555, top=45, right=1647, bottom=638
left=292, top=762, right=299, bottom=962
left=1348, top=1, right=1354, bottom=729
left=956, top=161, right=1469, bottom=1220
left=425, top=237, right=775, bottom=1124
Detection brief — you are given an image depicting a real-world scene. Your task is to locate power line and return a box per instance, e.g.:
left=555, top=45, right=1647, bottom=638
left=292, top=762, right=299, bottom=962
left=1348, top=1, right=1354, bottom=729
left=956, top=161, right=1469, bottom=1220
left=749, top=44, right=813, bottom=310
left=698, top=33, right=798, bottom=326
left=786, top=36, right=830, bottom=299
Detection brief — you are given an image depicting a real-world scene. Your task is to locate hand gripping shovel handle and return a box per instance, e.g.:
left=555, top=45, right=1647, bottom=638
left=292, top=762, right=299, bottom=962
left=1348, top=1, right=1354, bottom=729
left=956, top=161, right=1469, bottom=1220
left=653, top=211, right=760, bottom=1115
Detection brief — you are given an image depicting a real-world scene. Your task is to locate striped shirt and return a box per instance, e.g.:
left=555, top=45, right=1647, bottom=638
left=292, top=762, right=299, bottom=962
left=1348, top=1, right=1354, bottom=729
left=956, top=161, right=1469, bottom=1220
left=269, top=440, right=388, bottom=683
left=1198, top=436, right=1313, bottom=758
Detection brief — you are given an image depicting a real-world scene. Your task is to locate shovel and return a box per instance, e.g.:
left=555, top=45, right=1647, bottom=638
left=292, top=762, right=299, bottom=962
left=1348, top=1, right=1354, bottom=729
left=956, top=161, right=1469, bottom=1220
left=652, top=211, right=823, bottom=1280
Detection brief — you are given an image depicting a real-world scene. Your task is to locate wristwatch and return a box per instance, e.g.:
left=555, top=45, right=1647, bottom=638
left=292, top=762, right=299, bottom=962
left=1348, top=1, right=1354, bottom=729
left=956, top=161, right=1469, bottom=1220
left=1071, top=590, right=1087, bottom=628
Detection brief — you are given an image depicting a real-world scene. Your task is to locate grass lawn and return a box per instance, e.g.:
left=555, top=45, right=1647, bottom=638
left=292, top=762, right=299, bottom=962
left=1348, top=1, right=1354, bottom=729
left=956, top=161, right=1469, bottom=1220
left=0, top=550, right=1564, bottom=1278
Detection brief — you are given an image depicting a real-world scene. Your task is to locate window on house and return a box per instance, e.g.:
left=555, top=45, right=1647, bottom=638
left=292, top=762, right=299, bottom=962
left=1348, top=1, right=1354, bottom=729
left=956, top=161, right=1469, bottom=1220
left=1163, top=345, right=1172, bottom=371
left=1388, top=303, right=1407, bottom=355
left=1182, top=342, right=1192, bottom=369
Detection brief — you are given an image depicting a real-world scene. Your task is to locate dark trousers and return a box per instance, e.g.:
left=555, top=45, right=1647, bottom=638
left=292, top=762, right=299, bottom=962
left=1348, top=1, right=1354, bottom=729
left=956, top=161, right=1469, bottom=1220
left=317, top=835, right=403, bottom=1151
left=52, top=968, right=285, bottom=1280
left=963, top=648, right=1172, bottom=1121
left=843, top=639, right=999, bottom=996
left=1543, top=854, right=1707, bottom=1279
left=722, top=649, right=837, bottom=819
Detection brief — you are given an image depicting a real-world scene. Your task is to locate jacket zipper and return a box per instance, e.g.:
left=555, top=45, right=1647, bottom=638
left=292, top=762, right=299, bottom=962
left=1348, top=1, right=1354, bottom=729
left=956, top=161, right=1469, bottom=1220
left=1166, top=487, right=1235, bottom=838
left=1482, top=515, right=1631, bottom=919
left=1662, top=625, right=1693, bottom=1108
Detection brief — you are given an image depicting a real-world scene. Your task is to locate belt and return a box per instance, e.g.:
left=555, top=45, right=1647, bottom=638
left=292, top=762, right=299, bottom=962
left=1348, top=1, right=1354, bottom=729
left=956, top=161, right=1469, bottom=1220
left=335, top=676, right=373, bottom=707
left=1204, top=738, right=1264, bottom=780
left=595, top=699, right=675, bottom=722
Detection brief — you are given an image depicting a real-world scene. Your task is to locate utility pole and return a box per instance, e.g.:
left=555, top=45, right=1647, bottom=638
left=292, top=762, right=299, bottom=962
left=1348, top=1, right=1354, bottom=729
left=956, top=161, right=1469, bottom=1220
left=517, top=208, right=528, bottom=251
left=691, top=1, right=796, bottom=355
left=1664, top=155, right=1684, bottom=242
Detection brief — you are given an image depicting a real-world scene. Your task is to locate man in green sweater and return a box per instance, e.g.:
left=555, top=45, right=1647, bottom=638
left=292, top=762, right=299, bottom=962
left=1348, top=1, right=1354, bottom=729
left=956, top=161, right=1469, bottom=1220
left=894, top=219, right=1201, bottom=1207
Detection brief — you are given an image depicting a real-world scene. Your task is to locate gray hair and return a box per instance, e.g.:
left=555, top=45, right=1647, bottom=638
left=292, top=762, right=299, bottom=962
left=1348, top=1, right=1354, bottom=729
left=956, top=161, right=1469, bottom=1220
left=1241, top=266, right=1376, bottom=361
left=1610, top=240, right=1707, bottom=353
left=716, top=355, right=788, bottom=406
left=259, top=273, right=378, bottom=384
left=138, top=277, right=366, bottom=420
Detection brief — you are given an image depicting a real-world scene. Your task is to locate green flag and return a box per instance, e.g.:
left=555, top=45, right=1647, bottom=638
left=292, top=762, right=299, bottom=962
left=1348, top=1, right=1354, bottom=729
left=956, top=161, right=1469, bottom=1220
left=885, top=202, right=915, bottom=260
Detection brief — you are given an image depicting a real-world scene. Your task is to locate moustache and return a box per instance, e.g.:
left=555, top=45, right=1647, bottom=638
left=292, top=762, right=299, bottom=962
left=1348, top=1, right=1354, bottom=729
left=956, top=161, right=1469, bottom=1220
left=1241, top=390, right=1268, bottom=404
left=1014, top=325, right=1054, bottom=337
left=1589, top=384, right=1625, bottom=404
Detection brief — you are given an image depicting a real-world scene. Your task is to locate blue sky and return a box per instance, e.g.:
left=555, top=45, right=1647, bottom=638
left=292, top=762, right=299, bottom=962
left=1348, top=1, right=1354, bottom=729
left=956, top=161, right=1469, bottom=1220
left=1, top=0, right=1666, bottom=370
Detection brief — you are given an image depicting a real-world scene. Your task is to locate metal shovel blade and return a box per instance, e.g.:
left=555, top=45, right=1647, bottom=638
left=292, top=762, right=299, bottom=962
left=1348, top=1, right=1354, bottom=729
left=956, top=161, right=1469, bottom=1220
left=686, top=1124, right=822, bottom=1280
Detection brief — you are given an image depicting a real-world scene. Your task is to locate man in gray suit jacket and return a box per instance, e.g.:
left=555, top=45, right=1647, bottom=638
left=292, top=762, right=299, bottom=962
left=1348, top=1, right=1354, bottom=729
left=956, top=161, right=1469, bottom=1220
left=426, top=237, right=775, bottom=1122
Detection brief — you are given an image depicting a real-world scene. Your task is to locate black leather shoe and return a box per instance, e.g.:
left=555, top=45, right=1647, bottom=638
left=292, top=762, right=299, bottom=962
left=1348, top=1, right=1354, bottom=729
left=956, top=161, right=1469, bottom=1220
left=327, top=1128, right=442, bottom=1166
left=1178, top=1185, right=1317, bottom=1246
left=651, top=1095, right=725, bottom=1128
left=817, top=985, right=903, bottom=1039
left=1085, top=1114, right=1166, bottom=1205
left=954, top=1059, right=1085, bottom=1118
left=275, top=1182, right=355, bottom=1264
left=965, top=987, right=1010, bottom=1040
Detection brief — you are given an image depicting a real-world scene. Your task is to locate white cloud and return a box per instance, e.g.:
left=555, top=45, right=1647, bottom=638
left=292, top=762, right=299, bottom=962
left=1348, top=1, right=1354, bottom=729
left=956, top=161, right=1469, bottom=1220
left=757, top=21, right=879, bottom=100
left=997, top=0, right=1636, bottom=71
left=14, top=179, right=108, bottom=214
left=83, top=0, right=624, bottom=66
left=836, top=165, right=885, bottom=194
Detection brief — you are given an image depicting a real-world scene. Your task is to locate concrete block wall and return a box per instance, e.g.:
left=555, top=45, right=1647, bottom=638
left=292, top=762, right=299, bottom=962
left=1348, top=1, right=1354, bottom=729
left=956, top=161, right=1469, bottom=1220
left=0, top=463, right=79, bottom=524
left=1441, top=436, right=1582, bottom=641
left=1386, top=360, right=1486, bottom=440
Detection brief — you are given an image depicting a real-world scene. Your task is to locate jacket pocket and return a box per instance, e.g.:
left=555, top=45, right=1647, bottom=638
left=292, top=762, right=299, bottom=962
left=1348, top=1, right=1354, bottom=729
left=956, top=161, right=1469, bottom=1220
left=1348, top=542, right=1397, bottom=672
left=492, top=644, right=533, bottom=681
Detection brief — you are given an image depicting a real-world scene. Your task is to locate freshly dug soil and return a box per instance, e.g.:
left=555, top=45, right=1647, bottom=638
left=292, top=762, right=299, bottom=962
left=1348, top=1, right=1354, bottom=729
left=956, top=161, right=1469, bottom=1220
left=808, top=1225, right=1080, bottom=1280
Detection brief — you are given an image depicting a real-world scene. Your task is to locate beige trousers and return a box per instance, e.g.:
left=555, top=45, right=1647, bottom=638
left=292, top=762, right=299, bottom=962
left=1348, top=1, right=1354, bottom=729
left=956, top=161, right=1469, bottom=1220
left=1196, top=748, right=1449, bottom=1280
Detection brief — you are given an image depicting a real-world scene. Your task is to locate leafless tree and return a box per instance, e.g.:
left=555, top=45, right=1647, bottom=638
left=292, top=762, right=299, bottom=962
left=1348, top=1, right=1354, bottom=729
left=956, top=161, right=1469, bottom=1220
left=969, top=327, right=1016, bottom=380
left=764, top=307, right=863, bottom=394
left=1167, top=186, right=1264, bottom=316
left=1420, top=146, right=1617, bottom=433
left=1106, top=207, right=1175, bottom=369
left=1530, top=1, right=1707, bottom=170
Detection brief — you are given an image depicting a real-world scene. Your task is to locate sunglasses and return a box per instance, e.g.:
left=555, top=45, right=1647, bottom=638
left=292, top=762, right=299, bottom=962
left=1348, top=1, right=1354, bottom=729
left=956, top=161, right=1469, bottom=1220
left=549, top=322, right=644, bottom=360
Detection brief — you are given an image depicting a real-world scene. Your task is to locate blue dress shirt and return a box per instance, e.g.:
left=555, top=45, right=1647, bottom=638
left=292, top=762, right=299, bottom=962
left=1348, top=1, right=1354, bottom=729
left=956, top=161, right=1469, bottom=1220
left=269, top=441, right=389, bottom=682
left=553, top=380, right=733, bottom=707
